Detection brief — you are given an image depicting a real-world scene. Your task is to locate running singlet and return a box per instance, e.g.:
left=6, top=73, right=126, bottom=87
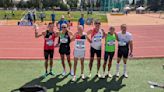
left=74, top=32, right=86, bottom=51
left=59, top=31, right=70, bottom=46
left=105, top=33, right=116, bottom=52
left=117, top=32, right=132, bottom=47
left=44, top=30, right=55, bottom=50
left=91, top=28, right=103, bottom=50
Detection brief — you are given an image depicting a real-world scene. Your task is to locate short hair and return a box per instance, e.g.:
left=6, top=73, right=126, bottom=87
left=61, top=23, right=67, bottom=27
left=94, top=19, right=101, bottom=24
left=121, top=24, right=127, bottom=28
left=109, top=26, right=115, bottom=31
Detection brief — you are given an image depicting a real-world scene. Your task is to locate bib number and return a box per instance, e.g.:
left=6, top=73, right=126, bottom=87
left=46, top=40, right=53, bottom=46
left=60, top=38, right=68, bottom=43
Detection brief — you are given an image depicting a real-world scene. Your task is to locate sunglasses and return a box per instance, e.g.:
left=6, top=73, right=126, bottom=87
left=95, top=23, right=101, bottom=25
left=62, top=27, right=67, bottom=28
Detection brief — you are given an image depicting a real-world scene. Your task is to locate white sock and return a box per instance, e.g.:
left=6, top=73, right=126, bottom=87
left=116, top=63, right=120, bottom=73
left=123, top=64, right=127, bottom=74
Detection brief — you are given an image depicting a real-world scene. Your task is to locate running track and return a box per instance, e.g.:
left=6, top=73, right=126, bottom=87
left=0, top=24, right=164, bottom=60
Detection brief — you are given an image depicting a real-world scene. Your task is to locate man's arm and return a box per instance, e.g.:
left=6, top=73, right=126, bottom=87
left=87, top=29, right=92, bottom=35
left=129, top=40, right=133, bottom=56
left=86, top=35, right=91, bottom=43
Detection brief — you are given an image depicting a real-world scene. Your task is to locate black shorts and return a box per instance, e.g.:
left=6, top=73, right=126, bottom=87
left=104, top=51, right=115, bottom=62
left=90, top=47, right=101, bottom=58
left=117, top=46, right=129, bottom=59
left=44, top=50, right=54, bottom=60
left=59, top=45, right=70, bottom=55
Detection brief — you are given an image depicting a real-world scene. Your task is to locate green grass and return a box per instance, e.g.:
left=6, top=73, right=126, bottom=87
left=0, top=59, right=164, bottom=92
left=0, top=10, right=107, bottom=22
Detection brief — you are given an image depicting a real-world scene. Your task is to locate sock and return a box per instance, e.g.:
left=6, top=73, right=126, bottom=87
left=116, top=63, right=120, bottom=73
left=123, top=64, right=127, bottom=74
left=50, top=68, right=52, bottom=72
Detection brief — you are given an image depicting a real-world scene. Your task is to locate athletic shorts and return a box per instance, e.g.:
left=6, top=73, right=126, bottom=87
left=90, top=47, right=101, bottom=58
left=104, top=51, right=115, bottom=62
left=44, top=50, right=54, bottom=60
left=59, top=45, right=70, bottom=55
left=117, top=46, right=129, bottom=59
left=74, top=50, right=85, bottom=58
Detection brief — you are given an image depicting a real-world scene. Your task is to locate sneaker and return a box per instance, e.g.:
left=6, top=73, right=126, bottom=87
left=102, top=73, right=106, bottom=79
left=70, top=70, right=74, bottom=76
left=72, top=76, right=76, bottom=82
left=49, top=71, right=55, bottom=76
left=62, top=71, right=66, bottom=76
left=108, top=72, right=112, bottom=78
left=116, top=72, right=120, bottom=77
left=88, top=73, right=92, bottom=78
left=97, top=73, right=101, bottom=78
left=81, top=74, right=85, bottom=80
left=42, top=72, right=49, bottom=78
left=123, top=72, right=128, bottom=78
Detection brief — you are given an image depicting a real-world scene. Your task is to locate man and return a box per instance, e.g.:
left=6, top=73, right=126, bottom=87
left=87, top=20, right=105, bottom=78
left=78, top=14, right=85, bottom=28
left=102, top=26, right=117, bottom=78
left=57, top=15, right=68, bottom=31
left=71, top=25, right=91, bottom=81
left=116, top=24, right=133, bottom=78
left=34, top=23, right=58, bottom=78
left=51, top=11, right=56, bottom=24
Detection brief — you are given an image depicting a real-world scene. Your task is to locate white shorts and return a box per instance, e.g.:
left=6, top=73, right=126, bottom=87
left=74, top=50, right=85, bottom=58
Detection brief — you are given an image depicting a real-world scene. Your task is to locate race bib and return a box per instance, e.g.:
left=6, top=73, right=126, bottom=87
left=118, top=41, right=127, bottom=46
left=75, top=40, right=85, bottom=50
left=107, top=41, right=115, bottom=46
left=60, top=38, right=68, bottom=43
left=46, top=40, right=54, bottom=46
left=93, top=36, right=102, bottom=42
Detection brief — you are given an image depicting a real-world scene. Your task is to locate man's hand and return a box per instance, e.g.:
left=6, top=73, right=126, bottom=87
left=129, top=52, right=133, bottom=57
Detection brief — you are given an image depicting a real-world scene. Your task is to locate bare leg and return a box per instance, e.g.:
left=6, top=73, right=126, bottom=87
left=60, top=54, right=66, bottom=71
left=80, top=58, right=84, bottom=74
left=66, top=55, right=72, bottom=72
left=74, top=57, right=78, bottom=76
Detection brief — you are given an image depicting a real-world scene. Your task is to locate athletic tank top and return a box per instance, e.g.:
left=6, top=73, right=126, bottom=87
left=59, top=31, right=70, bottom=47
left=91, top=28, right=103, bottom=50
left=105, top=33, right=116, bottom=52
left=44, top=30, right=55, bottom=50
left=74, top=32, right=87, bottom=51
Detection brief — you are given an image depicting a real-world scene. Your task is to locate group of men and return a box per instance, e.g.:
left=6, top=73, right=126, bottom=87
left=34, top=14, right=133, bottom=82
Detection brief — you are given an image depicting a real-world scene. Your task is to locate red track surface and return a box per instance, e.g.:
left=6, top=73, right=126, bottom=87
left=0, top=24, right=164, bottom=60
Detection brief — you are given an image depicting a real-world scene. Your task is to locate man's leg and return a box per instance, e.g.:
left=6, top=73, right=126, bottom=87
left=60, top=54, right=66, bottom=76
left=72, top=57, right=78, bottom=81
left=89, top=47, right=95, bottom=77
left=96, top=50, right=101, bottom=77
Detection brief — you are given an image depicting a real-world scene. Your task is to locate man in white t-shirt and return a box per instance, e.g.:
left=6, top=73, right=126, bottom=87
left=116, top=24, right=133, bottom=78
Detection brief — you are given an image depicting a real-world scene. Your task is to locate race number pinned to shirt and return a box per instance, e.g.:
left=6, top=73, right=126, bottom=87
left=107, top=40, right=115, bottom=46
left=60, top=37, right=68, bottom=43
left=46, top=40, right=54, bottom=46
left=118, top=41, right=127, bottom=46
left=75, top=39, right=86, bottom=50
left=93, top=35, right=102, bottom=42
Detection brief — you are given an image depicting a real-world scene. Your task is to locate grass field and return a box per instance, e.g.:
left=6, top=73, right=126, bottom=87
left=0, top=10, right=107, bottom=22
left=0, top=59, right=163, bottom=92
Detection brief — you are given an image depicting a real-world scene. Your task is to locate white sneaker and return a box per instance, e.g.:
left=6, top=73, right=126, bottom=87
left=116, top=72, right=120, bottom=77
left=72, top=76, right=76, bottom=82
left=102, top=73, right=106, bottom=79
left=70, top=70, right=74, bottom=76
left=62, top=71, right=66, bottom=76
left=123, top=72, right=128, bottom=78
left=81, top=74, right=85, bottom=80
left=97, top=73, right=101, bottom=78
left=108, top=72, right=113, bottom=78
left=88, top=73, right=92, bottom=78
